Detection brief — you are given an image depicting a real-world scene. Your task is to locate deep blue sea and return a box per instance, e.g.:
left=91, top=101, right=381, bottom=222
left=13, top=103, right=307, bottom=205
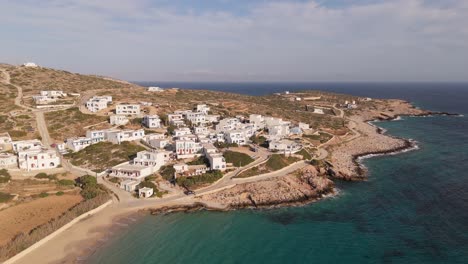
left=89, top=83, right=468, bottom=264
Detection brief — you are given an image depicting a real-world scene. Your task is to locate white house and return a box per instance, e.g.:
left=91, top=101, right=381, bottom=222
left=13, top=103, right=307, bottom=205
left=196, top=104, right=210, bottom=114
left=206, top=152, right=226, bottom=171
left=205, top=115, right=220, bottom=123
left=33, top=95, right=56, bottom=105
left=186, top=112, right=206, bottom=124
left=0, top=132, right=12, bottom=152
left=110, top=115, right=129, bottom=126
left=313, top=108, right=325, bottom=114
left=174, top=163, right=189, bottom=173
left=86, top=96, right=112, bottom=113
left=120, top=179, right=140, bottom=192
left=106, top=129, right=145, bottom=144
left=224, top=130, right=247, bottom=145
left=142, top=115, right=161, bottom=128
left=66, top=137, right=93, bottom=152
left=298, top=122, right=310, bottom=130
left=269, top=125, right=290, bottom=138
left=148, top=138, right=169, bottom=149
left=148, top=86, right=164, bottom=92
left=174, top=127, right=192, bottom=137
left=110, top=164, right=153, bottom=181
left=17, top=149, right=61, bottom=171
left=139, top=187, right=154, bottom=198
left=194, top=126, right=209, bottom=135
left=116, top=104, right=140, bottom=116
left=0, top=153, right=18, bottom=169
left=132, top=150, right=169, bottom=171
left=86, top=130, right=108, bottom=143
left=249, top=114, right=265, bottom=129
left=167, top=114, right=185, bottom=126
left=175, top=140, right=202, bottom=158
left=23, top=62, right=38, bottom=68
left=40, top=90, right=66, bottom=98
left=12, top=139, right=43, bottom=153
left=269, top=139, right=302, bottom=154
left=216, top=118, right=240, bottom=132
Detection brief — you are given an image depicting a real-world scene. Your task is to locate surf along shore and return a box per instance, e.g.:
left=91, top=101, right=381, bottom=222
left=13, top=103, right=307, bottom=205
left=9, top=98, right=454, bottom=264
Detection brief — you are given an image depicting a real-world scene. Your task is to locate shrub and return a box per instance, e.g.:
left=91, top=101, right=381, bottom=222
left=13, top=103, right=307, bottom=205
left=187, top=156, right=208, bottom=166
left=8, top=130, right=26, bottom=138
left=296, top=149, right=312, bottom=160
left=56, top=191, right=64, bottom=196
left=0, top=192, right=14, bottom=203
left=76, top=175, right=106, bottom=200
left=34, top=173, right=57, bottom=181
left=38, top=192, right=49, bottom=198
left=0, top=169, right=11, bottom=183
left=57, top=179, right=75, bottom=186
left=160, top=166, right=175, bottom=181
left=176, top=170, right=223, bottom=188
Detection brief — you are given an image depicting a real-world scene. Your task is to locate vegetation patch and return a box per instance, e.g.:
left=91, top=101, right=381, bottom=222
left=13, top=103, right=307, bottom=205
left=236, top=154, right=300, bottom=178
left=0, top=192, right=14, bottom=203
left=223, top=151, right=254, bottom=167
left=176, top=170, right=223, bottom=189
left=34, top=173, right=57, bottom=181
left=0, top=169, right=12, bottom=183
left=295, top=149, right=312, bottom=160
left=159, top=165, right=175, bottom=181
left=75, top=175, right=108, bottom=200
left=64, top=141, right=145, bottom=172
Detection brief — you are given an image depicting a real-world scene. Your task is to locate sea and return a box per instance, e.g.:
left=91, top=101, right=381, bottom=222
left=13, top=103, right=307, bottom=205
left=88, top=82, right=468, bottom=264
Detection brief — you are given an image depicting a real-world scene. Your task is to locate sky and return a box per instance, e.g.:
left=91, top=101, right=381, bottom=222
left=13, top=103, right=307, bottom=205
left=1, top=0, right=467, bottom=82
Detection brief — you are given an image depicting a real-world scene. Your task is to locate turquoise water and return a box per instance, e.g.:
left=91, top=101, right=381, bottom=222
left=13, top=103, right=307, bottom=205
left=88, top=86, right=468, bottom=264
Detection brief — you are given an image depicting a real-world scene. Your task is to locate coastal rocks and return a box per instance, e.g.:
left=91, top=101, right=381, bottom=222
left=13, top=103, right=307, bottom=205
left=201, top=166, right=335, bottom=209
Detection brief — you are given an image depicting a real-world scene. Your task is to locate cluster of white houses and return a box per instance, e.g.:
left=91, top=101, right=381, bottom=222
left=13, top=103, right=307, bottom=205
left=0, top=133, right=61, bottom=171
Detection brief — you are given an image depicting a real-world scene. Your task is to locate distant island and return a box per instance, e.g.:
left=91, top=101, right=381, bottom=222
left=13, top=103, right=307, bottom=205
left=0, top=63, right=447, bottom=263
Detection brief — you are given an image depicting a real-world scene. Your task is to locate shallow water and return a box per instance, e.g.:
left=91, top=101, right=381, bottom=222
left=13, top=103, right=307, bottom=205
left=88, top=84, right=468, bottom=264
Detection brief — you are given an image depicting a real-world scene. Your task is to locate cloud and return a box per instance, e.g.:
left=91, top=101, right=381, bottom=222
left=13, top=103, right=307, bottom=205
left=0, top=0, right=467, bottom=81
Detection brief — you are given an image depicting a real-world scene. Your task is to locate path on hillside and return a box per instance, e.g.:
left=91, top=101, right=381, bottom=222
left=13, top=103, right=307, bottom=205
left=0, top=69, right=33, bottom=111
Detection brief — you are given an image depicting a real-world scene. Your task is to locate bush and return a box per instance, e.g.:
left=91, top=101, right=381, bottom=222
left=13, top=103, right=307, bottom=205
left=223, top=151, right=254, bottom=167
left=266, top=155, right=300, bottom=171
left=0, top=192, right=14, bottom=203
left=56, top=191, right=64, bottom=196
left=38, top=192, right=49, bottom=198
left=57, top=179, right=74, bottom=186
left=34, top=173, right=57, bottom=181
left=0, top=169, right=11, bottom=183
left=160, top=166, right=175, bottom=181
left=187, top=156, right=208, bottom=166
left=296, top=149, right=312, bottom=160
left=76, top=175, right=105, bottom=200
left=8, top=130, right=27, bottom=138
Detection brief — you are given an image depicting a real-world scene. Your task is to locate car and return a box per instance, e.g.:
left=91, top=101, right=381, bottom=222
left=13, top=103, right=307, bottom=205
left=184, top=190, right=195, bottom=196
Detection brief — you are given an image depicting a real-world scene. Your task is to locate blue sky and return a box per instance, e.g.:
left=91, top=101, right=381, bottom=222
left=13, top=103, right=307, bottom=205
left=1, top=0, right=467, bottom=82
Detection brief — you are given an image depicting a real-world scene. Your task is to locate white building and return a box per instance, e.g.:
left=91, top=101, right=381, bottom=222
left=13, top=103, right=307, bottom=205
left=132, top=150, right=169, bottom=171
left=298, top=122, right=310, bottom=130
left=186, top=112, right=206, bottom=124
left=205, top=115, right=220, bottom=123
left=110, top=164, right=153, bottom=181
left=40, top=90, right=66, bottom=98
left=196, top=104, right=210, bottom=114
left=142, top=115, right=161, bottom=128
left=33, top=95, right=56, bottom=105
left=269, top=139, right=302, bottom=154
left=148, top=86, right=164, bottom=92
left=194, top=126, right=209, bottom=135
left=206, top=152, right=226, bottom=171
left=174, top=127, right=192, bottom=137
left=23, top=62, right=38, bottom=68
left=12, top=139, right=43, bottom=153
left=116, top=104, right=140, bottom=116
left=17, top=149, right=61, bottom=171
left=110, top=115, right=129, bottom=126
left=66, top=137, right=93, bottom=152
left=0, top=132, right=12, bottom=152
left=107, top=129, right=145, bottom=144
left=313, top=108, right=325, bottom=114
left=224, top=130, right=247, bottom=145
left=139, top=187, right=154, bottom=198
left=167, top=114, right=185, bottom=127
left=269, top=125, right=290, bottom=138
left=216, top=118, right=241, bottom=132
left=0, top=153, right=18, bottom=169
left=120, top=180, right=140, bottom=192
left=86, top=96, right=112, bottom=113
left=249, top=114, right=265, bottom=129
left=147, top=138, right=169, bottom=149
left=175, top=140, right=202, bottom=158
left=86, top=130, right=108, bottom=143
left=174, top=163, right=189, bottom=173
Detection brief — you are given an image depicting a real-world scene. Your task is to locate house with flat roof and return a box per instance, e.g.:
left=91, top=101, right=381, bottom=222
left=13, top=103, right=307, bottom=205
left=269, top=139, right=302, bottom=154
left=110, top=163, right=153, bottom=181
left=110, top=115, right=129, bottom=126
left=116, top=104, right=140, bottom=115
left=139, top=187, right=154, bottom=198
left=86, top=96, right=112, bottom=113
left=86, top=130, right=108, bottom=143
left=142, top=115, right=161, bottom=128
left=12, top=139, right=43, bottom=153
left=0, top=153, right=18, bottom=169
left=120, top=180, right=140, bottom=192
left=0, top=132, right=12, bottom=152
left=148, top=86, right=164, bottom=92
left=132, top=150, right=168, bottom=171
left=66, top=137, right=93, bottom=152
left=175, top=140, right=202, bottom=158
left=206, top=152, right=226, bottom=171
left=106, top=129, right=145, bottom=144
left=17, top=149, right=61, bottom=171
